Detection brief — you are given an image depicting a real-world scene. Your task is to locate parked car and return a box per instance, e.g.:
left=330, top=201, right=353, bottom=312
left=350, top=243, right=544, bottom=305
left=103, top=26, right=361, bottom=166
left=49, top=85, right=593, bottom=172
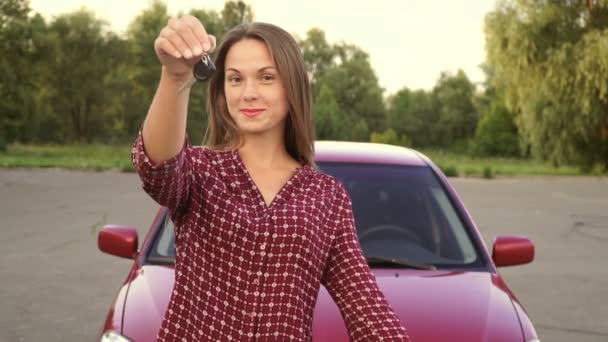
left=98, top=141, right=539, bottom=342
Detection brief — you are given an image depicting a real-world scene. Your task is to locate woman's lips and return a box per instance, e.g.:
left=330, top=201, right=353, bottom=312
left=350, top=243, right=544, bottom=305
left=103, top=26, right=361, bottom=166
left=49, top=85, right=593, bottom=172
left=240, top=109, right=264, bottom=117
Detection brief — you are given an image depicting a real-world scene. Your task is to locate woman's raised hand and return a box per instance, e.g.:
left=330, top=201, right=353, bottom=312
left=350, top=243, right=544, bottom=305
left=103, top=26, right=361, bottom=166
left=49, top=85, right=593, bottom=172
left=154, top=15, right=216, bottom=80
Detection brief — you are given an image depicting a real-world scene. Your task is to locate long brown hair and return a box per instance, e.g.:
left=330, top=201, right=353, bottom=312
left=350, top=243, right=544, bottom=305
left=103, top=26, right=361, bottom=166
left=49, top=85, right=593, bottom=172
left=205, top=22, right=315, bottom=166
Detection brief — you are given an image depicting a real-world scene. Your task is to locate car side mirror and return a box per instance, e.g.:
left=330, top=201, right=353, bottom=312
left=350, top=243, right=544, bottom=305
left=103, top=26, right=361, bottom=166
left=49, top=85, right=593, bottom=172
left=98, top=225, right=139, bottom=259
left=492, top=235, right=534, bottom=267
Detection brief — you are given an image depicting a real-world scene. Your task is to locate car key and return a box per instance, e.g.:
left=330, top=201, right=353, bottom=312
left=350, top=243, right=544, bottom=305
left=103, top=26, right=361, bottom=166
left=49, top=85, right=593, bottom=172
left=178, top=52, right=216, bottom=93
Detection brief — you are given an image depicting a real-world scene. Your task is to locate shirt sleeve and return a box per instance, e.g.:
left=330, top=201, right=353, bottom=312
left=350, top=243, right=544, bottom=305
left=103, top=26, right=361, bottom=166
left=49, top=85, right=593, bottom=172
left=321, top=182, right=411, bottom=342
left=130, top=128, right=195, bottom=218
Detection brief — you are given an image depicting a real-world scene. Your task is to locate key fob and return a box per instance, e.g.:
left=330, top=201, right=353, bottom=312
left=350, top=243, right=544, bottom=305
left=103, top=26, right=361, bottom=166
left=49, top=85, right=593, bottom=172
left=193, top=53, right=216, bottom=81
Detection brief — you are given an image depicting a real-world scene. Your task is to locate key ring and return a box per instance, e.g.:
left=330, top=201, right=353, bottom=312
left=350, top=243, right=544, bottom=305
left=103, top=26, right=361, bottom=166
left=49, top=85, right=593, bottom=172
left=193, top=53, right=216, bottom=81
left=177, top=53, right=216, bottom=94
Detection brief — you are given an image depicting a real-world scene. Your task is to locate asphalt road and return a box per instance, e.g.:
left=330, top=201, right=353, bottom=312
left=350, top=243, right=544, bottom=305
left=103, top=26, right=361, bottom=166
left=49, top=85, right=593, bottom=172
left=1, top=168, right=607, bottom=342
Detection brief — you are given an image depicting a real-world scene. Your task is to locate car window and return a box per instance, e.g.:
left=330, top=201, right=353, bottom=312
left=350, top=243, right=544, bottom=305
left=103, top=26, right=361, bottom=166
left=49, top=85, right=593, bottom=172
left=149, top=163, right=481, bottom=269
left=318, top=163, right=479, bottom=267
left=155, top=214, right=175, bottom=258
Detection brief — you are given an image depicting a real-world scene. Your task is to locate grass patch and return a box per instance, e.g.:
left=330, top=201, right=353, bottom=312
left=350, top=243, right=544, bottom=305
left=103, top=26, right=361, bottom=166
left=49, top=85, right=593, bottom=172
left=419, top=149, right=582, bottom=177
left=0, top=143, right=134, bottom=172
left=482, top=166, right=494, bottom=179
left=0, top=143, right=595, bottom=176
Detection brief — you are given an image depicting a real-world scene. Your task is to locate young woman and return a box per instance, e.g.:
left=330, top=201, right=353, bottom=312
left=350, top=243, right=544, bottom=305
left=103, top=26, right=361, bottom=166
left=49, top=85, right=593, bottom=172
left=132, top=15, right=410, bottom=342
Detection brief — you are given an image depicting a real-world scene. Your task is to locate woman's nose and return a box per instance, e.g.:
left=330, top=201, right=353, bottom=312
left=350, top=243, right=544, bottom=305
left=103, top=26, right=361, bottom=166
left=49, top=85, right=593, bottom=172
left=243, top=93, right=258, bottom=101
left=242, top=80, right=259, bottom=101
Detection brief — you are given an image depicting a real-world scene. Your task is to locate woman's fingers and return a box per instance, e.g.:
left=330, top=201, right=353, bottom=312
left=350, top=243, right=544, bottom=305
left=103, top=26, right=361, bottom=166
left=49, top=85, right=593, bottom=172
left=167, top=18, right=202, bottom=58
left=154, top=36, right=181, bottom=59
left=208, top=34, right=217, bottom=53
left=159, top=26, right=190, bottom=58
left=161, top=20, right=197, bottom=58
left=153, top=15, right=215, bottom=77
left=158, top=15, right=215, bottom=59
left=182, top=15, right=212, bottom=53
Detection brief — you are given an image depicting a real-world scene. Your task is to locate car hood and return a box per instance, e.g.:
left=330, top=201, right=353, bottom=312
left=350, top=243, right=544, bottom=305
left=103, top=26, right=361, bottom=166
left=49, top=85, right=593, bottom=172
left=121, top=267, right=522, bottom=342
left=313, top=269, right=523, bottom=342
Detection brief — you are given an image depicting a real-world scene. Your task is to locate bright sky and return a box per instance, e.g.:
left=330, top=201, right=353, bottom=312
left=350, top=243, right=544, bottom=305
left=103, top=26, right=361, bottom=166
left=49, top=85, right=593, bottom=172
left=29, top=0, right=497, bottom=95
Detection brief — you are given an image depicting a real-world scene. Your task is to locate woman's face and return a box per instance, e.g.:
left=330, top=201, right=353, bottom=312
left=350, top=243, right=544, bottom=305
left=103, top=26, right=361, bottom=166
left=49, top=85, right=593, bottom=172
left=224, top=39, right=289, bottom=138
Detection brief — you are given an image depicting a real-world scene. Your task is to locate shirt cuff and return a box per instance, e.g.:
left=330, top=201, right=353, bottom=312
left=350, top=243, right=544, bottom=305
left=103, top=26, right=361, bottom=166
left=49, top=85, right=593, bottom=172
left=131, top=128, right=191, bottom=178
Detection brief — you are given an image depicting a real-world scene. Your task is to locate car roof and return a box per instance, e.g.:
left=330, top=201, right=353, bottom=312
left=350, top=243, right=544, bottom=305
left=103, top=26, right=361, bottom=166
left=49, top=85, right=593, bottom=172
left=314, top=141, right=428, bottom=167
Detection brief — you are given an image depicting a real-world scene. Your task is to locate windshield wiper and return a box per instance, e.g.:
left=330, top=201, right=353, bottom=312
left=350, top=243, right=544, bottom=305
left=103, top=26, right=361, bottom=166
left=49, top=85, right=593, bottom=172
left=366, top=255, right=437, bottom=270
left=146, top=255, right=176, bottom=265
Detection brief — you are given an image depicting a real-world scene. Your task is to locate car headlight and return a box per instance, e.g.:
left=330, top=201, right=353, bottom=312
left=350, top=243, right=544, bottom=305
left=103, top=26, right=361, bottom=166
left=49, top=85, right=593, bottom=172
left=100, top=331, right=135, bottom=342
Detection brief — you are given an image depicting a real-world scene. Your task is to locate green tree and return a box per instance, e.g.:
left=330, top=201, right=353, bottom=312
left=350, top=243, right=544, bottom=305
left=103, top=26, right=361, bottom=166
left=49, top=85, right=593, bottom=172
left=101, top=37, right=135, bottom=143
left=313, top=82, right=348, bottom=140
left=351, top=119, right=370, bottom=142
left=370, top=128, right=411, bottom=147
left=125, top=0, right=169, bottom=138
left=37, top=9, right=127, bottom=143
left=0, top=0, right=28, bottom=22
left=327, top=43, right=386, bottom=135
left=299, top=30, right=386, bottom=141
left=472, top=99, right=521, bottom=157
left=431, top=70, right=479, bottom=149
left=0, top=0, right=42, bottom=147
left=386, top=88, right=437, bottom=148
left=299, top=28, right=335, bottom=83
left=189, top=0, right=253, bottom=42
left=189, top=8, right=224, bottom=38
left=485, top=0, right=608, bottom=170
left=221, top=0, right=253, bottom=30
left=471, top=64, right=521, bottom=157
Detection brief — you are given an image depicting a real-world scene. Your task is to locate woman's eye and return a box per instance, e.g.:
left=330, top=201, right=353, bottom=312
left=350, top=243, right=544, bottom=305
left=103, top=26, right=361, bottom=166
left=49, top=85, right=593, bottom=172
left=261, top=74, right=275, bottom=82
left=227, top=76, right=241, bottom=84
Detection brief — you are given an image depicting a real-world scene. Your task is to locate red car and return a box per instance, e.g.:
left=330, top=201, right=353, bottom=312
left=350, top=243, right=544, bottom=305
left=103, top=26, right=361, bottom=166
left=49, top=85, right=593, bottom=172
left=98, top=141, right=539, bottom=342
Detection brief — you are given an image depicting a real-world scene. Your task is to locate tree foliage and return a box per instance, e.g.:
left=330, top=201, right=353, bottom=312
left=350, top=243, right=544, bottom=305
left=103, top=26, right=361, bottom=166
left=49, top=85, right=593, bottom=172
left=299, top=31, right=385, bottom=141
left=0, top=0, right=41, bottom=147
left=42, top=10, right=128, bottom=143
left=4, top=0, right=598, bottom=171
left=387, top=70, right=479, bottom=150
left=124, top=0, right=169, bottom=139
left=472, top=99, right=521, bottom=156
left=0, top=1, right=255, bottom=146
left=386, top=88, right=437, bottom=148
left=485, top=0, right=608, bottom=169
left=471, top=64, right=521, bottom=157
left=313, top=82, right=349, bottom=140
left=432, top=70, right=479, bottom=148
left=370, top=128, right=411, bottom=147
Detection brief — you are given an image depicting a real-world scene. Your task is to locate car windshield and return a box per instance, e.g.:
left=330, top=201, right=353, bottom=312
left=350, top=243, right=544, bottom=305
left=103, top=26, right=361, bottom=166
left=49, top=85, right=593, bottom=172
left=149, top=163, right=482, bottom=269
